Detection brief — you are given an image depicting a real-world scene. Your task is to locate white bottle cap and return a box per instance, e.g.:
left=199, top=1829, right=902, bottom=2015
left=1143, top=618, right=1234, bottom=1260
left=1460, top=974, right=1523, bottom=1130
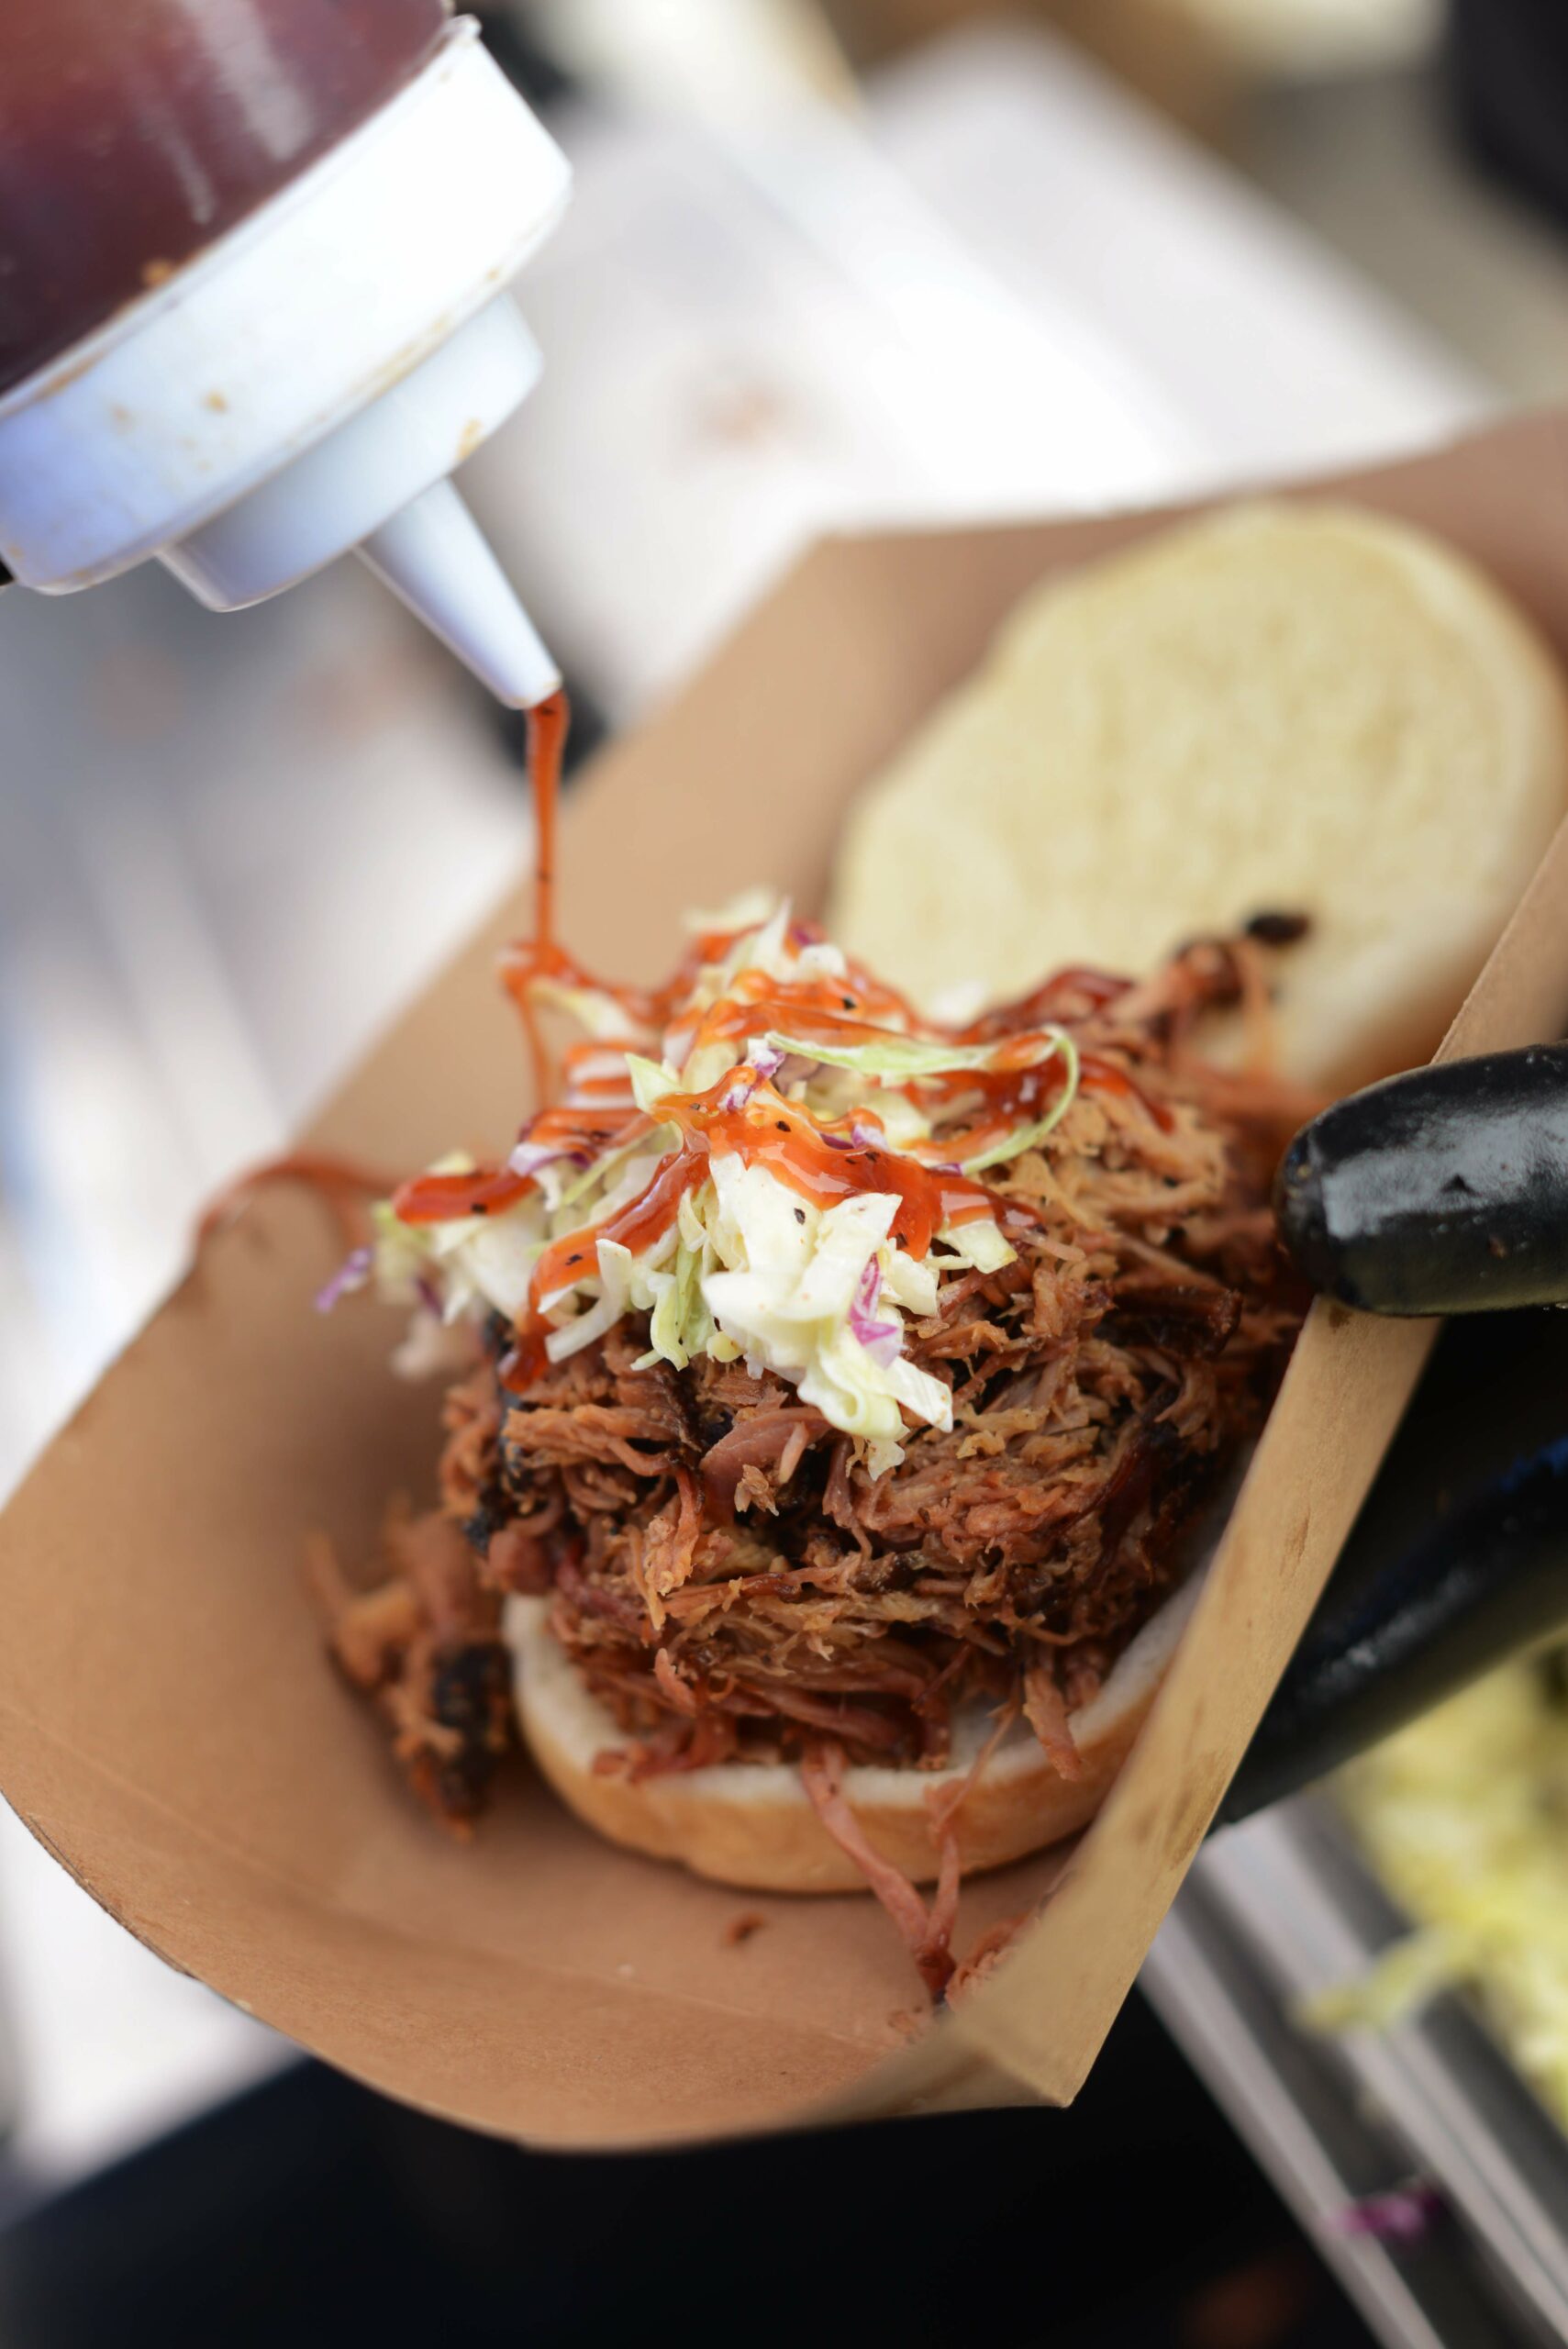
left=0, top=19, right=570, bottom=705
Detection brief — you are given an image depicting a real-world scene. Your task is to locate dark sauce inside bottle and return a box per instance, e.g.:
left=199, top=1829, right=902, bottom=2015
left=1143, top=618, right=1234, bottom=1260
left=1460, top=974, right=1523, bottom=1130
left=0, top=0, right=450, bottom=395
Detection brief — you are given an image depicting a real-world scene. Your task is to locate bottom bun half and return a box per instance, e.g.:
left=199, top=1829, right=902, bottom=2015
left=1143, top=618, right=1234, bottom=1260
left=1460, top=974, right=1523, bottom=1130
left=504, top=1575, right=1203, bottom=1894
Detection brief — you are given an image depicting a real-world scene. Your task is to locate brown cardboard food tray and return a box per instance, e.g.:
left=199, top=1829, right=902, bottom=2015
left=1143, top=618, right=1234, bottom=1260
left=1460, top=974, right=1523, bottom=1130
left=5, top=407, right=1568, bottom=2150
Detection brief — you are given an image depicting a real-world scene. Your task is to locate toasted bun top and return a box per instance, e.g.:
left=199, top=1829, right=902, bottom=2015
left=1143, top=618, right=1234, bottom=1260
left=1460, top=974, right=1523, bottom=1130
left=830, top=503, right=1568, bottom=1094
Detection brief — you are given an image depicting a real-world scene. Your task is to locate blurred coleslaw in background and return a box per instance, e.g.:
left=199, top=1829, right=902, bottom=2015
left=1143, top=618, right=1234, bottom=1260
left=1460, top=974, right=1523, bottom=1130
left=1316, top=1652, right=1568, bottom=2127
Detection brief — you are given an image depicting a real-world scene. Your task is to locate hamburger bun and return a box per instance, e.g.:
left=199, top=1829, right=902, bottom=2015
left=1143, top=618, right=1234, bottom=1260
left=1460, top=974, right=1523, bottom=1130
left=505, top=1575, right=1200, bottom=1893
left=830, top=503, right=1568, bottom=1095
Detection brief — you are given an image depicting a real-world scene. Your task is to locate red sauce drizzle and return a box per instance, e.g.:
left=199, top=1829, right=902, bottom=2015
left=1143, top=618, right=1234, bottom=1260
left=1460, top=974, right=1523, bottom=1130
left=529, top=689, right=568, bottom=949
left=393, top=1105, right=645, bottom=1226
left=512, top=685, right=572, bottom=1108
left=960, top=966, right=1131, bottom=1039
left=917, top=1036, right=1170, bottom=1145
left=393, top=1164, right=535, bottom=1224
left=1078, top=1052, right=1174, bottom=1134
left=198, top=1149, right=396, bottom=1249
left=499, top=1074, right=1001, bottom=1392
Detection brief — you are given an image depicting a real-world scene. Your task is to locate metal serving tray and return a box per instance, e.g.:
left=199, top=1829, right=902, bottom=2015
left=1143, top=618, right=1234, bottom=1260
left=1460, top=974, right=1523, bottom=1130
left=1146, top=1798, right=1568, bottom=2348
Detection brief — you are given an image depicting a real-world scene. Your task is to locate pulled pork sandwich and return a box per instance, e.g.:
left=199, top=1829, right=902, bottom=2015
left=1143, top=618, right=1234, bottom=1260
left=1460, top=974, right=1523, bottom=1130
left=313, top=897, right=1308, bottom=1992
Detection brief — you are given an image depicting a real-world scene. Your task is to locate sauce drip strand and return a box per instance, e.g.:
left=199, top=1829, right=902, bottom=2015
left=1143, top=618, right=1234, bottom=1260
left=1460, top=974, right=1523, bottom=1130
left=513, top=684, right=572, bottom=1108
left=199, top=1150, right=398, bottom=1251
left=528, top=685, right=569, bottom=956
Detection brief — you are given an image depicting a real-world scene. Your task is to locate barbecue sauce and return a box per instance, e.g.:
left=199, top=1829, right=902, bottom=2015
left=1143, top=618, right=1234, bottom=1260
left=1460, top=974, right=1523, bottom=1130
left=0, top=0, right=448, bottom=395
left=506, top=685, right=573, bottom=1108
left=198, top=1150, right=397, bottom=1250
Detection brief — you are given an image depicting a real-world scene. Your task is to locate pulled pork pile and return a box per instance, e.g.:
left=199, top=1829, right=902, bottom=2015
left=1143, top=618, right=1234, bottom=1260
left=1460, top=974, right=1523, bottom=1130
left=317, top=937, right=1308, bottom=1829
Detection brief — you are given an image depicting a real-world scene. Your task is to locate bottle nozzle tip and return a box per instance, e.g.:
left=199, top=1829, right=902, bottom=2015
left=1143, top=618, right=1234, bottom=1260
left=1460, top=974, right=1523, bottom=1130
left=359, top=478, right=560, bottom=707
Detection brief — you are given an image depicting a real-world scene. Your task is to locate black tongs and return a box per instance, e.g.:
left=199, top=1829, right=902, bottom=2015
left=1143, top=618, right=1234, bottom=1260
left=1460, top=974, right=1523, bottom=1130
left=1222, top=1043, right=1568, bottom=1825
left=1276, top=1041, right=1568, bottom=1319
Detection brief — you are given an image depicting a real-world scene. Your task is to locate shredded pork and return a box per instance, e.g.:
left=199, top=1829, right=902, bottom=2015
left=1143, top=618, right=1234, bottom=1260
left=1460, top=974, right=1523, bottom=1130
left=313, top=937, right=1307, bottom=1975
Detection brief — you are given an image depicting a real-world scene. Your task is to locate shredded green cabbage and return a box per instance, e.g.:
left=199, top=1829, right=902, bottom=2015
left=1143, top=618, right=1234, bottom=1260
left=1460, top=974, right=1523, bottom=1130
left=963, top=1032, right=1081, bottom=1172
left=765, top=1025, right=1073, bottom=1086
